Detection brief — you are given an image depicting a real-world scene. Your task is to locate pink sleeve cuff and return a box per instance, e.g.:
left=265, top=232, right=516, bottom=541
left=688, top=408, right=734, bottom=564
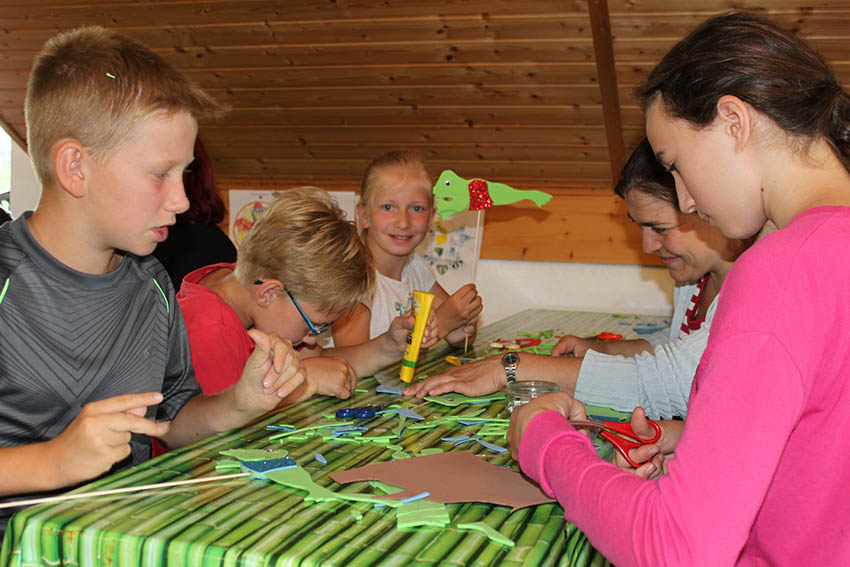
left=518, top=410, right=595, bottom=496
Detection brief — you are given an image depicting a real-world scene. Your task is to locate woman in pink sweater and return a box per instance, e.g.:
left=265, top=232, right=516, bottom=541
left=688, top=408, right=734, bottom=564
left=509, top=12, right=850, bottom=566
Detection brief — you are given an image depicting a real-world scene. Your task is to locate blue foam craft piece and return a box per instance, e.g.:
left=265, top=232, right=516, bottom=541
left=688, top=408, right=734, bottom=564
left=241, top=456, right=298, bottom=474
left=376, top=384, right=404, bottom=395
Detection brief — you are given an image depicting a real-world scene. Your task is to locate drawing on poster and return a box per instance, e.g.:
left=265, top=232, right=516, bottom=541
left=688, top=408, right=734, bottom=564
left=416, top=209, right=483, bottom=294
left=228, top=190, right=357, bottom=248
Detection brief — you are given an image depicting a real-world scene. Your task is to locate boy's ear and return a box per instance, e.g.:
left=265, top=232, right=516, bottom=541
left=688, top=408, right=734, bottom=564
left=254, top=278, right=284, bottom=307
left=53, top=140, right=88, bottom=198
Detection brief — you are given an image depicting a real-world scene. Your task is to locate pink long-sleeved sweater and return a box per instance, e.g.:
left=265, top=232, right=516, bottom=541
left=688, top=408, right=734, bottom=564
left=520, top=207, right=850, bottom=566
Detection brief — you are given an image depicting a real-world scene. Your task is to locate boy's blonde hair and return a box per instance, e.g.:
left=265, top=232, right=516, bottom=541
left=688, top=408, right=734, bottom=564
left=359, top=149, right=432, bottom=209
left=25, top=26, right=226, bottom=186
left=235, top=187, right=374, bottom=314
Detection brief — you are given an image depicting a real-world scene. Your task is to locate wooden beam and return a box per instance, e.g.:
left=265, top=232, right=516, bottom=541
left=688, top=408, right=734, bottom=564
left=587, top=0, right=626, bottom=181
left=0, top=114, right=26, bottom=151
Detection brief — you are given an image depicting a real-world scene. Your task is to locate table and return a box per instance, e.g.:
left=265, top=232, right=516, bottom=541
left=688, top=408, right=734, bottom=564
left=1, top=309, right=669, bottom=567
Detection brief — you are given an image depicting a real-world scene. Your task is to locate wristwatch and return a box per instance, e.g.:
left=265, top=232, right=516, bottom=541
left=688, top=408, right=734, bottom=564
left=501, top=351, right=519, bottom=384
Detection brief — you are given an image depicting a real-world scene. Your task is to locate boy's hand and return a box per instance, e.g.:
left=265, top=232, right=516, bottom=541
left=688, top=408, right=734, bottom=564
left=234, top=329, right=307, bottom=414
left=551, top=334, right=594, bottom=357
left=301, top=356, right=357, bottom=399
left=46, top=392, right=169, bottom=487
left=440, top=284, right=483, bottom=333
left=508, top=392, right=588, bottom=461
left=404, top=354, right=503, bottom=398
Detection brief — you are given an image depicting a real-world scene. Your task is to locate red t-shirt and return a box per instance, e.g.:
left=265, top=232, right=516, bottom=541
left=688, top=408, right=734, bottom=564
left=176, top=263, right=254, bottom=395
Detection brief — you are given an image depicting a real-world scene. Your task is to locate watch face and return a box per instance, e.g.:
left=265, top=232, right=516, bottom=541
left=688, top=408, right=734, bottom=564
left=503, top=352, right=518, bottom=365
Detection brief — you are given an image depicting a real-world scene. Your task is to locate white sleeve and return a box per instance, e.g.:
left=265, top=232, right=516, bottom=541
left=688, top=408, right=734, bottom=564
left=573, top=291, right=718, bottom=419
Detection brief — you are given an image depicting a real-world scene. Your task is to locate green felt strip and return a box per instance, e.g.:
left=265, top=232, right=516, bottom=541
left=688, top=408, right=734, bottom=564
left=219, top=448, right=289, bottom=461
left=455, top=521, right=516, bottom=547
left=369, top=481, right=404, bottom=494
left=0, top=278, right=9, bottom=306
left=396, top=500, right=450, bottom=529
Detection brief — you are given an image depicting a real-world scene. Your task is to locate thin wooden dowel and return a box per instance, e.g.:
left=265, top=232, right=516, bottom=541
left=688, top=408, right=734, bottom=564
left=0, top=472, right=250, bottom=510
left=465, top=209, right=484, bottom=354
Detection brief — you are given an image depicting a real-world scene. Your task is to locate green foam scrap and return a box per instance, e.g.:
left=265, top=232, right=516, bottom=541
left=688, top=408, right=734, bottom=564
left=396, top=500, right=450, bottom=529
left=419, top=448, right=444, bottom=456
left=350, top=509, right=364, bottom=521
left=386, top=444, right=404, bottom=452
left=268, top=420, right=355, bottom=440
left=219, top=448, right=289, bottom=461
left=391, top=451, right=411, bottom=460
left=354, top=389, right=368, bottom=394
left=455, top=522, right=515, bottom=547
left=368, top=480, right=404, bottom=494
left=264, top=466, right=338, bottom=502
left=215, top=459, right=242, bottom=470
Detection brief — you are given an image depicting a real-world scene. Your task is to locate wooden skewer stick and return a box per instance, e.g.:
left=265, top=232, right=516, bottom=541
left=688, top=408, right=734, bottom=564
left=465, top=209, right=484, bottom=354
left=0, top=472, right=250, bottom=510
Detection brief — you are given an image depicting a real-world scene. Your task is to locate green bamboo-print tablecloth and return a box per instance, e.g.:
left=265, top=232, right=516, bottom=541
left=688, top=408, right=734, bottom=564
left=0, top=309, right=669, bottom=567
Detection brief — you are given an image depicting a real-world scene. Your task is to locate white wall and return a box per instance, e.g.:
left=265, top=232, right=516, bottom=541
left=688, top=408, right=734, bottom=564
left=9, top=145, right=674, bottom=319
left=10, top=141, right=39, bottom=216
left=475, top=259, right=673, bottom=325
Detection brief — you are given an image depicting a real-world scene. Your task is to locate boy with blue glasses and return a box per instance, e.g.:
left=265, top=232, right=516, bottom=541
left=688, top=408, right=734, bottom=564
left=178, top=186, right=438, bottom=399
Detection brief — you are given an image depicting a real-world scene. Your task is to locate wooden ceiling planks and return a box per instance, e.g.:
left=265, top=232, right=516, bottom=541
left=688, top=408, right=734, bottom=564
left=0, top=1, right=849, bottom=265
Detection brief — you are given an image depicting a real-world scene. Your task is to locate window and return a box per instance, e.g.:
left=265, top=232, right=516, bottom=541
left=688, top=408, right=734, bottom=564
left=0, top=130, right=10, bottom=215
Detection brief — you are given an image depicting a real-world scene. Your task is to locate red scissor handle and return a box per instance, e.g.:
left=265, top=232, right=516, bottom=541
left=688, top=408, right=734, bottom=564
left=595, top=332, right=623, bottom=340
left=598, top=420, right=662, bottom=468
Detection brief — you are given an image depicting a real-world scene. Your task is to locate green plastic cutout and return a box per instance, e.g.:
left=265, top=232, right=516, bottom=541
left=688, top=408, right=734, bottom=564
left=264, top=466, right=338, bottom=502
left=369, top=481, right=404, bottom=494
left=433, top=170, right=553, bottom=218
left=219, top=448, right=290, bottom=461
left=424, top=392, right=505, bottom=407
left=396, top=500, right=450, bottom=529
left=455, top=522, right=515, bottom=547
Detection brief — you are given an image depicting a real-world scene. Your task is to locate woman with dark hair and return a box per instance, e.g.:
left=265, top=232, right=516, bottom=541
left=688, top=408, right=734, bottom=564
left=153, top=137, right=237, bottom=289
left=408, top=138, right=749, bottom=420
left=509, top=12, right=850, bottom=565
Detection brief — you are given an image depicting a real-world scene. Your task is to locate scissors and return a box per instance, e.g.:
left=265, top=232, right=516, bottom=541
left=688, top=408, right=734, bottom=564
left=569, top=418, right=662, bottom=468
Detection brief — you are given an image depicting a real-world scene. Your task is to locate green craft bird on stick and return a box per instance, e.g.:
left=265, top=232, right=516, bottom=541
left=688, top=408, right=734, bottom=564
left=433, top=170, right=553, bottom=218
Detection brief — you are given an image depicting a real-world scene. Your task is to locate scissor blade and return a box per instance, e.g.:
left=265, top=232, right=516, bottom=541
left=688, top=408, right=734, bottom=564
left=568, top=419, right=606, bottom=433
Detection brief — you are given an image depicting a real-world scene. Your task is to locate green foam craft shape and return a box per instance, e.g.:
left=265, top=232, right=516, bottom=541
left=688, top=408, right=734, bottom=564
left=455, top=522, right=515, bottom=547
left=396, top=500, right=450, bottom=529
left=433, top=170, right=553, bottom=218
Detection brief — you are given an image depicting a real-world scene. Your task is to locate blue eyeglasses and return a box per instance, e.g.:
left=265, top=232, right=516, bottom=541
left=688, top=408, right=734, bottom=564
left=285, top=290, right=332, bottom=337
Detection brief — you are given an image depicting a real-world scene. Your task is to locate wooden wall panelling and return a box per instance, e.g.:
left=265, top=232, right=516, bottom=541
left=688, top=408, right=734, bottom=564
left=587, top=0, right=626, bottom=180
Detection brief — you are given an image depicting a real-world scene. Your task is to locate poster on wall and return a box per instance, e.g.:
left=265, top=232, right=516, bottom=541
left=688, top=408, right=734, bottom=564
left=416, top=210, right=484, bottom=292
left=228, top=189, right=357, bottom=248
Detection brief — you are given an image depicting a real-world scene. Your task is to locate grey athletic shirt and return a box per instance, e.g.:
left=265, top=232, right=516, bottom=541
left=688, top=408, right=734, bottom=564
left=0, top=213, right=201, bottom=529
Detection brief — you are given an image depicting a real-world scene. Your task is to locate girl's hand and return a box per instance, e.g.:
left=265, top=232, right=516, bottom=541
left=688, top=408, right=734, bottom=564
left=387, top=311, right=440, bottom=353
left=403, top=354, right=503, bottom=398
left=612, top=407, right=665, bottom=479
left=438, top=284, right=483, bottom=333
left=507, top=392, right=588, bottom=461
left=551, top=334, right=595, bottom=357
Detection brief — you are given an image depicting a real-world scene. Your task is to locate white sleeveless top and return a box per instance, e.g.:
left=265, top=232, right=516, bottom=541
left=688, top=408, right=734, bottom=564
left=368, top=253, right=436, bottom=339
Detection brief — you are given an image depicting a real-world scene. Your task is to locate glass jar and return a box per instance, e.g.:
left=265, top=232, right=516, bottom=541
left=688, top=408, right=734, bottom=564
left=505, top=380, right=560, bottom=413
